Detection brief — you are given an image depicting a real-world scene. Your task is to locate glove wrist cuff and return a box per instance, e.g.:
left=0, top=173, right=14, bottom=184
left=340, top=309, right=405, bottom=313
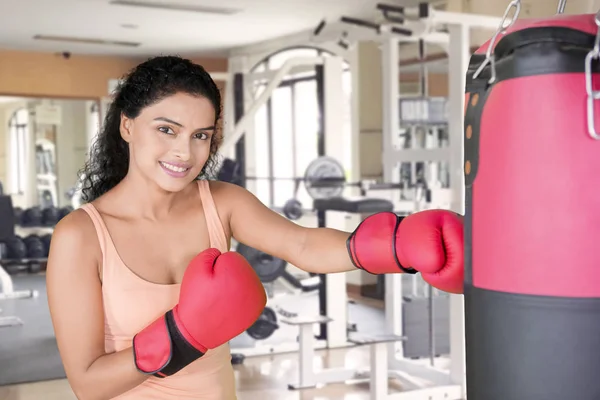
left=133, top=310, right=205, bottom=378
left=347, top=213, right=418, bottom=275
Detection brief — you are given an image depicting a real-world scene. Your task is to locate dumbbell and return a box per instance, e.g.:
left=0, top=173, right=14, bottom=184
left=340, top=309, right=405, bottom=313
left=13, top=207, right=23, bottom=225
left=4, top=236, right=27, bottom=260
left=282, top=198, right=303, bottom=220
left=40, top=234, right=52, bottom=257
left=23, top=234, right=46, bottom=259
left=41, top=206, right=61, bottom=226
left=21, top=207, right=43, bottom=226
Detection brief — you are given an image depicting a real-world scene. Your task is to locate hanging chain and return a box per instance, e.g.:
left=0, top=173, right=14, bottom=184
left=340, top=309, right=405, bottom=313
left=585, top=11, right=600, bottom=140
left=472, top=0, right=522, bottom=84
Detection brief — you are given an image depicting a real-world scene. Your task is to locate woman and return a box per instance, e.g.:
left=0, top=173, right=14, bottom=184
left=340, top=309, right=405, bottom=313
left=46, top=55, right=463, bottom=400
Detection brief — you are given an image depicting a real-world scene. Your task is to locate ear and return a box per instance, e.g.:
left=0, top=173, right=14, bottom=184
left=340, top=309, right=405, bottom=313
left=119, top=113, right=134, bottom=143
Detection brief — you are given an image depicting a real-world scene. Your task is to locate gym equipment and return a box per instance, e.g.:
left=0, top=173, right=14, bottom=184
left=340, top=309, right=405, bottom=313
left=41, top=206, right=60, bottom=226
left=303, top=156, right=346, bottom=199
left=236, top=243, right=287, bottom=283
left=233, top=241, right=320, bottom=343
left=221, top=156, right=406, bottom=202
left=23, top=235, right=45, bottom=259
left=5, top=237, right=27, bottom=260
left=20, top=207, right=43, bottom=227
left=282, top=198, right=303, bottom=220
left=361, top=2, right=499, bottom=398
left=464, top=5, right=600, bottom=400
left=283, top=314, right=406, bottom=393
left=58, top=206, right=73, bottom=220
left=0, top=234, right=45, bottom=274
left=230, top=353, right=245, bottom=365
left=35, top=138, right=59, bottom=209
left=223, top=7, right=499, bottom=393
left=217, top=158, right=243, bottom=186
left=13, top=207, right=23, bottom=225
left=0, top=195, right=38, bottom=328
left=246, top=307, right=279, bottom=340
left=40, top=234, right=52, bottom=257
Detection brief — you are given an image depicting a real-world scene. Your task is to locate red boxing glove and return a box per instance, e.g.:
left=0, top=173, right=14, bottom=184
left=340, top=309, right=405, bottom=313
left=347, top=210, right=464, bottom=294
left=133, top=248, right=267, bottom=377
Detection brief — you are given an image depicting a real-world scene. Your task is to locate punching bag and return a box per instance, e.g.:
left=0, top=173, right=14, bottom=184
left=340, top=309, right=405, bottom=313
left=464, top=12, right=600, bottom=400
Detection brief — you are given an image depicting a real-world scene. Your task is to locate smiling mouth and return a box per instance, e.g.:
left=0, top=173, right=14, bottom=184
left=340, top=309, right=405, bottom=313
left=159, top=161, right=190, bottom=173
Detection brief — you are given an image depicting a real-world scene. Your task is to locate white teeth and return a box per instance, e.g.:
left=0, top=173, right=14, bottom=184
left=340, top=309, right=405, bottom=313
left=161, top=162, right=187, bottom=173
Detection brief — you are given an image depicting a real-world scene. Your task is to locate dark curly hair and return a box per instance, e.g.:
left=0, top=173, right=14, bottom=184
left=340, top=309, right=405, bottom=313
left=79, top=55, right=223, bottom=203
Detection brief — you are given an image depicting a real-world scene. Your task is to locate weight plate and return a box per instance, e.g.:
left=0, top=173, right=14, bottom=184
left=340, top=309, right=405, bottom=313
left=304, top=156, right=346, bottom=200
left=282, top=198, right=303, bottom=220
left=246, top=307, right=278, bottom=340
left=236, top=243, right=287, bottom=283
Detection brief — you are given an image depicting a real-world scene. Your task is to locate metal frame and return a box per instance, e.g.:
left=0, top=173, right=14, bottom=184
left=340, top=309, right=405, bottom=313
left=224, top=4, right=502, bottom=398
left=228, top=56, right=352, bottom=358
left=220, top=56, right=327, bottom=156
left=379, top=8, right=500, bottom=400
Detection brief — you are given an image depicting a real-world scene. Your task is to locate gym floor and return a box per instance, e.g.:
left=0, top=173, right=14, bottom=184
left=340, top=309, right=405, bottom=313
left=0, top=345, right=406, bottom=400
left=0, top=273, right=412, bottom=400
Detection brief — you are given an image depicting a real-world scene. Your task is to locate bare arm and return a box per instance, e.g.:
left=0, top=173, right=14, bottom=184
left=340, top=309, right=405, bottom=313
left=46, top=210, right=148, bottom=400
left=223, top=182, right=356, bottom=274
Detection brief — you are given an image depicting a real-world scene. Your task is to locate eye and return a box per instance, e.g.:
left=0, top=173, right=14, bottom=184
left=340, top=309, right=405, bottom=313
left=158, top=126, right=174, bottom=135
left=194, top=132, right=210, bottom=140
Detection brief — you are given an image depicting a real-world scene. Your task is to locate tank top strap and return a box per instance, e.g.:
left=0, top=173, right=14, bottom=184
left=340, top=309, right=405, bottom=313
left=79, top=203, right=114, bottom=278
left=196, top=180, right=229, bottom=253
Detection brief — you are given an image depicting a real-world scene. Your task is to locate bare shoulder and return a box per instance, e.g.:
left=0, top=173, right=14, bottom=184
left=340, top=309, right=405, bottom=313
left=208, top=180, right=255, bottom=208
left=207, top=179, right=268, bottom=212
left=206, top=180, right=252, bottom=234
left=52, top=207, right=97, bottom=245
left=47, top=207, right=101, bottom=275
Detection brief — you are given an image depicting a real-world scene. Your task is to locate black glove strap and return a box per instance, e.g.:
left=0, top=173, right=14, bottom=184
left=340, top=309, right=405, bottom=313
left=392, top=216, right=418, bottom=274
left=152, top=310, right=205, bottom=378
left=346, top=213, right=418, bottom=275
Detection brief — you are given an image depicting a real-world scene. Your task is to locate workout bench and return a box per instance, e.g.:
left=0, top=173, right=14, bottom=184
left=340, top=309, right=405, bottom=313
left=282, top=314, right=425, bottom=400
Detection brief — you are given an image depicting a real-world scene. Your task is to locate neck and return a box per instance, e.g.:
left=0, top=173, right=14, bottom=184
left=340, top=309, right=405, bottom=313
left=118, top=169, right=188, bottom=220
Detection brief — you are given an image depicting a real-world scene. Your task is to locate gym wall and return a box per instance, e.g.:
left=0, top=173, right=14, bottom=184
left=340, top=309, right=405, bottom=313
left=0, top=49, right=228, bottom=99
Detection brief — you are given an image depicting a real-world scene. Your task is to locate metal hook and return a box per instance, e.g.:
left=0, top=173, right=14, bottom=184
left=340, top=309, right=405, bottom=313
left=584, top=11, right=600, bottom=140
left=472, top=0, right=521, bottom=84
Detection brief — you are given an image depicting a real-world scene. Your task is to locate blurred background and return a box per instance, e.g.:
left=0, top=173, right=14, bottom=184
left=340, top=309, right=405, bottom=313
left=0, top=0, right=597, bottom=399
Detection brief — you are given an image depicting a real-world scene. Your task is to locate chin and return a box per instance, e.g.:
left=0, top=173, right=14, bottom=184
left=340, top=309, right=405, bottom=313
left=154, top=163, right=200, bottom=193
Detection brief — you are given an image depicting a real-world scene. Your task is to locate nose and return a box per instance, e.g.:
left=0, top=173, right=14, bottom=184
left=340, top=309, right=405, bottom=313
left=172, top=135, right=192, bottom=161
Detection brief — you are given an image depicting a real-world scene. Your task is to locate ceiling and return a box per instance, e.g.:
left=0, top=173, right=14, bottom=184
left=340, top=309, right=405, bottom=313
left=0, top=0, right=431, bottom=58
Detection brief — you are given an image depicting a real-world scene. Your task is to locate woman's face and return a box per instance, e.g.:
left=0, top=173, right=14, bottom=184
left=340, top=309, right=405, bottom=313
left=121, top=92, right=216, bottom=193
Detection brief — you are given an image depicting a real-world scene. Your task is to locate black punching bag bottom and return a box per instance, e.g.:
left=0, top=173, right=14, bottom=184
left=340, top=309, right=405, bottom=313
left=465, top=285, right=600, bottom=400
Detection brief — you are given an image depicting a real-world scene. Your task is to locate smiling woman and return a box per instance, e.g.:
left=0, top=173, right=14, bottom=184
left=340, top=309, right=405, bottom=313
left=44, top=54, right=464, bottom=400
left=44, top=56, right=265, bottom=400
left=80, top=56, right=223, bottom=202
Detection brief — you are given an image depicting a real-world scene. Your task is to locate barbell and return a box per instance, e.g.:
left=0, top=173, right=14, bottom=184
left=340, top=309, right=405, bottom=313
left=220, top=156, right=404, bottom=199
left=218, top=156, right=406, bottom=220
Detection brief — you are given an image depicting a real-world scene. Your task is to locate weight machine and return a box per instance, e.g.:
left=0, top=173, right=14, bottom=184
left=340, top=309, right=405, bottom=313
left=223, top=55, right=355, bottom=358
left=222, top=2, right=502, bottom=399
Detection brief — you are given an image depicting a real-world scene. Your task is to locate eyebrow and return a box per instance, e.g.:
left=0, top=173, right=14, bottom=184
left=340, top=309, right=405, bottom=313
left=154, top=117, right=215, bottom=131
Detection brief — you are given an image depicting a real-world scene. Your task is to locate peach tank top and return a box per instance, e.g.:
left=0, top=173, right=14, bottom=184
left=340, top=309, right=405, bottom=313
left=80, top=180, right=237, bottom=399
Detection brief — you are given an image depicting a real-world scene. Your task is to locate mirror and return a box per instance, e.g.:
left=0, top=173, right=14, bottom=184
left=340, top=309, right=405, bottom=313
left=0, top=96, right=100, bottom=213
